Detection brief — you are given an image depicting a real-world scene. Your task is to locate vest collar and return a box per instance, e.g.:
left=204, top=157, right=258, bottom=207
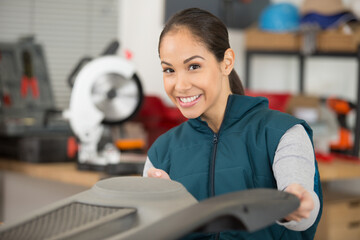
left=188, top=94, right=269, bottom=133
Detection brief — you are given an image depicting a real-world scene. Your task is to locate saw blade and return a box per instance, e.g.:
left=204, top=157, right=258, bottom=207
left=91, top=73, right=140, bottom=122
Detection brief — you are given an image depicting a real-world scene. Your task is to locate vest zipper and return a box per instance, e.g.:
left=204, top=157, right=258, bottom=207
left=208, top=96, right=231, bottom=240
left=209, top=133, right=218, bottom=197
left=210, top=133, right=220, bottom=240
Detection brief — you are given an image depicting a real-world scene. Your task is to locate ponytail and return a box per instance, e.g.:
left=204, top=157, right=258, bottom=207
left=229, top=70, right=244, bottom=95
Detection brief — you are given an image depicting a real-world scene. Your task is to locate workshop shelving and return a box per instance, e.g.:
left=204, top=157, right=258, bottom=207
left=244, top=48, right=360, bottom=157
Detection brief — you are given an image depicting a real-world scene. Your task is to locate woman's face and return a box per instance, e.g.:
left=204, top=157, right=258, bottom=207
left=159, top=27, right=231, bottom=120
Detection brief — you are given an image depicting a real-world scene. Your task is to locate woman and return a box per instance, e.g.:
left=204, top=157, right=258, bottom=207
left=143, top=8, right=322, bottom=240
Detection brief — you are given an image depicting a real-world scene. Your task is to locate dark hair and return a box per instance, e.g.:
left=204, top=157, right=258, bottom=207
left=158, top=8, right=244, bottom=95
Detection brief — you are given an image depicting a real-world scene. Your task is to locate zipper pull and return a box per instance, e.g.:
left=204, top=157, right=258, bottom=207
left=213, top=134, right=218, bottom=144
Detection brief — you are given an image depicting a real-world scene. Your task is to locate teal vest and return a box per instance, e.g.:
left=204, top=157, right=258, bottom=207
left=148, top=95, right=323, bottom=240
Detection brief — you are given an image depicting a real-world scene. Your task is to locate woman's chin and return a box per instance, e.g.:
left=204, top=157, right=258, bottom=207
left=179, top=109, right=201, bottom=119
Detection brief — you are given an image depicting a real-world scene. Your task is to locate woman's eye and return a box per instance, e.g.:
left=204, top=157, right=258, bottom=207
left=163, top=68, right=174, bottom=73
left=189, top=64, right=200, bottom=70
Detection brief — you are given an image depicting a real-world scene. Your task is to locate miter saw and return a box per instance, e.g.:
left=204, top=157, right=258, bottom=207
left=64, top=41, right=144, bottom=173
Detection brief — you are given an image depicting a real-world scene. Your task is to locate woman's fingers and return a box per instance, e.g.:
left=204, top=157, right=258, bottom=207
left=147, top=167, right=171, bottom=179
left=284, top=183, right=314, bottom=222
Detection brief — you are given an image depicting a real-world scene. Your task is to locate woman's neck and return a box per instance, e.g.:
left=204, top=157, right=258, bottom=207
left=204, top=114, right=223, bottom=133
left=201, top=93, right=231, bottom=133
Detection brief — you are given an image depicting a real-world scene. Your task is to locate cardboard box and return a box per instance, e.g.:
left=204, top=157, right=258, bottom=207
left=315, top=188, right=360, bottom=240
left=286, top=95, right=321, bottom=124
left=245, top=24, right=360, bottom=53
left=316, top=26, right=360, bottom=53
left=245, top=27, right=301, bottom=51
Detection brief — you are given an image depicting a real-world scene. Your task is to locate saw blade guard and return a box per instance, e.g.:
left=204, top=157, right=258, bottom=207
left=68, top=56, right=143, bottom=144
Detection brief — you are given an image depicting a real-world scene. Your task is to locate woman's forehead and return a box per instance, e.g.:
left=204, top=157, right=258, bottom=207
left=159, top=28, right=208, bottom=58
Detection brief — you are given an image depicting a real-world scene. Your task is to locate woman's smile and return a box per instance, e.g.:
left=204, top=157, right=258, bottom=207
left=177, top=94, right=202, bottom=107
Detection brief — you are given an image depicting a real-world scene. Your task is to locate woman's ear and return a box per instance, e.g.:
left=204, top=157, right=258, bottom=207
left=222, top=48, right=235, bottom=76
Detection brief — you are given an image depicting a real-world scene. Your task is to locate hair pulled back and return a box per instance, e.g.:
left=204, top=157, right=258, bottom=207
left=158, top=8, right=244, bottom=95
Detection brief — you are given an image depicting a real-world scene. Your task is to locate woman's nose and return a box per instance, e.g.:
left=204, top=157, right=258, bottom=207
left=175, top=73, right=191, bottom=92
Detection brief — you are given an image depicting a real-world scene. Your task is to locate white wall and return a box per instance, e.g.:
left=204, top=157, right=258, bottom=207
left=118, top=0, right=167, bottom=102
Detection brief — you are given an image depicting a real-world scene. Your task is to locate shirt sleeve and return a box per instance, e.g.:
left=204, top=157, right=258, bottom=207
left=273, top=124, right=320, bottom=231
left=142, top=156, right=154, bottom=177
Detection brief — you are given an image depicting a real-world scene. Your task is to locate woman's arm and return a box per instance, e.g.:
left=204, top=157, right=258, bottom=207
left=273, top=124, right=320, bottom=231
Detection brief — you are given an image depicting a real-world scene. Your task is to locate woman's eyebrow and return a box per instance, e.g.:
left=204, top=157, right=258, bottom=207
left=161, top=61, right=173, bottom=66
left=161, top=55, right=205, bottom=66
left=184, top=55, right=205, bottom=64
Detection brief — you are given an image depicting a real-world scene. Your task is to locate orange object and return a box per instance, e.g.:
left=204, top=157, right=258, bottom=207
left=115, top=139, right=145, bottom=151
left=67, top=136, right=78, bottom=159
left=330, top=128, right=353, bottom=152
left=327, top=98, right=353, bottom=115
left=325, top=97, right=356, bottom=154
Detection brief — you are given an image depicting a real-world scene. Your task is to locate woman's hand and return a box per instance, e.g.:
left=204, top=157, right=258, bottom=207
left=147, top=167, right=171, bottom=180
left=284, top=183, right=314, bottom=222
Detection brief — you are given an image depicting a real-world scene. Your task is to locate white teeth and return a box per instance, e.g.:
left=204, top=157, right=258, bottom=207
left=180, top=95, right=200, bottom=103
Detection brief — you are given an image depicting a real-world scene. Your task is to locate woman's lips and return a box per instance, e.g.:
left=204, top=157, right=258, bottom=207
left=177, top=94, right=201, bottom=107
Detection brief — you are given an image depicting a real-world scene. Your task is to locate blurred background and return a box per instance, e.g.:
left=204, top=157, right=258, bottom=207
left=0, top=0, right=360, bottom=239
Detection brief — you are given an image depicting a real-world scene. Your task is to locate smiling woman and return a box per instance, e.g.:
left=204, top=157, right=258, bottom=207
left=143, top=8, right=323, bottom=240
left=159, top=27, right=233, bottom=128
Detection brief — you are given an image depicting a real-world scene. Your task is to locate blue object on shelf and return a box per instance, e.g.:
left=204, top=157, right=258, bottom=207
left=301, top=12, right=357, bottom=30
left=259, top=3, right=300, bottom=32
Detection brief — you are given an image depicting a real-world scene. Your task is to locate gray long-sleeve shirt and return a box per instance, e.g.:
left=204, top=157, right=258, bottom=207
left=143, top=124, right=320, bottom=231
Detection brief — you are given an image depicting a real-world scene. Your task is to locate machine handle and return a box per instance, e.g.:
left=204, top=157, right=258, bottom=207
left=67, top=57, right=92, bottom=88
left=67, top=40, right=120, bottom=88
left=123, top=188, right=300, bottom=240
left=101, top=40, right=120, bottom=55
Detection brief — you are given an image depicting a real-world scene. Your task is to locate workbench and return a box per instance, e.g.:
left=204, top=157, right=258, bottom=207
left=0, top=159, right=103, bottom=188
left=0, top=154, right=147, bottom=187
left=0, top=157, right=358, bottom=184
left=318, top=158, right=360, bottom=181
